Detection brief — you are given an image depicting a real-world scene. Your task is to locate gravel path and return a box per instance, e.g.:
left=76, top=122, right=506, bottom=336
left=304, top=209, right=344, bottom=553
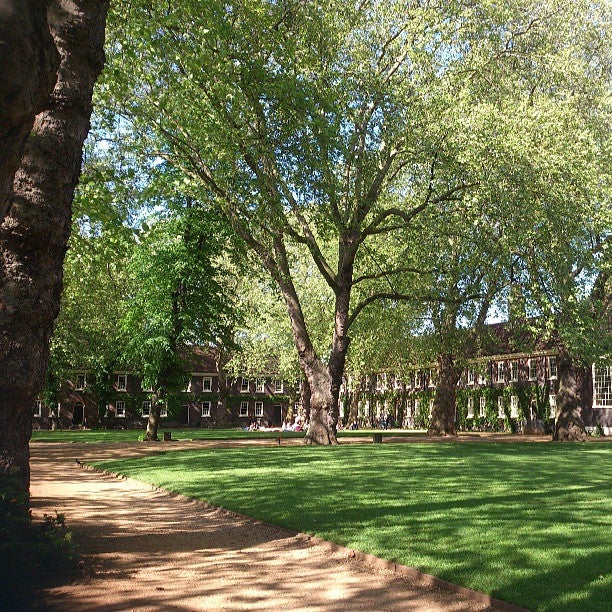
left=30, top=440, right=524, bottom=611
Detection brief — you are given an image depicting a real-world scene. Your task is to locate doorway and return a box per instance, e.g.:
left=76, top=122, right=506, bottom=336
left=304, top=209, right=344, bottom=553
left=273, top=405, right=283, bottom=427
left=72, top=403, right=84, bottom=427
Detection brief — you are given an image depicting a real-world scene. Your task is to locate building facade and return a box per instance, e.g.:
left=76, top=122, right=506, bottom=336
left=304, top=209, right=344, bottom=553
left=34, top=349, right=295, bottom=430
left=341, top=351, right=611, bottom=434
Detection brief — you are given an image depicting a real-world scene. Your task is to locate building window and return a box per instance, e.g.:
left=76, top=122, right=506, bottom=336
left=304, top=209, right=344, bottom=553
left=116, top=374, right=127, bottom=392
left=548, top=356, right=558, bottom=380
left=592, top=365, right=612, bottom=408
left=255, top=401, right=264, bottom=417
left=274, top=380, right=283, bottom=394
left=240, top=378, right=250, bottom=393
left=255, top=378, right=265, bottom=393
left=160, top=403, right=168, bottom=418
left=239, top=401, right=249, bottom=417
left=429, top=398, right=434, bottom=415
left=202, top=376, right=212, bottom=392
left=414, top=398, right=421, bottom=414
left=510, top=395, right=519, bottom=418
left=467, top=396, right=474, bottom=419
left=75, top=373, right=86, bottom=390
left=201, top=401, right=211, bottom=417
left=116, top=401, right=126, bottom=417
left=142, top=401, right=151, bottom=417
left=497, top=396, right=505, bottom=418
left=549, top=394, right=557, bottom=418
left=467, top=369, right=475, bottom=385
left=414, top=371, right=421, bottom=389
left=478, top=370, right=487, bottom=385
left=528, top=359, right=537, bottom=381
left=496, top=362, right=505, bottom=383
left=510, top=361, right=518, bottom=383
left=34, top=400, right=43, bottom=417
left=428, top=369, right=436, bottom=388
left=479, top=396, right=486, bottom=417
left=142, top=382, right=153, bottom=392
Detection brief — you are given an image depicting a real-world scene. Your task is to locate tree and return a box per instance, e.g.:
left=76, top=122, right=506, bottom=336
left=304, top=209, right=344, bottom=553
left=0, top=0, right=58, bottom=219
left=105, top=0, right=609, bottom=445
left=121, top=201, right=236, bottom=441
left=0, top=0, right=109, bottom=493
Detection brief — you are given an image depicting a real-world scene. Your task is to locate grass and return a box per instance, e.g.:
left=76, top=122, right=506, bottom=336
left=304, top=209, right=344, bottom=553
left=31, top=427, right=423, bottom=443
left=92, top=442, right=612, bottom=611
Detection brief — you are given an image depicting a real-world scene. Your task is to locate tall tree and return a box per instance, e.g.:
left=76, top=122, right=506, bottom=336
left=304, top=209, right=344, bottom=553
left=121, top=202, right=236, bottom=441
left=0, top=0, right=109, bottom=493
left=105, top=0, right=608, bottom=444
left=0, top=0, right=58, bottom=218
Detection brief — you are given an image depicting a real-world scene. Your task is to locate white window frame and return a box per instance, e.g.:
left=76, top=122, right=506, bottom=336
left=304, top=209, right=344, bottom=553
left=240, top=378, right=250, bottom=393
left=497, top=396, right=505, bottom=418
left=510, top=361, right=518, bottom=383
left=549, top=393, right=557, bottom=418
left=255, top=378, right=265, bottom=393
left=116, top=373, right=128, bottom=392
left=467, top=396, right=474, bottom=419
left=202, top=376, right=213, bottom=392
left=428, top=369, right=436, bottom=388
left=142, top=400, right=151, bottom=417
left=479, top=396, right=486, bottom=418
left=428, top=398, right=434, bottom=415
left=160, top=403, right=168, bottom=418
left=255, top=401, right=264, bottom=417
left=34, top=399, right=43, bottom=417
left=414, top=398, right=421, bottom=414
left=201, top=401, right=211, bottom=417
left=75, top=372, right=86, bottom=390
left=414, top=371, right=421, bottom=389
left=467, top=369, right=475, bottom=385
left=115, top=400, right=126, bottom=417
left=528, top=358, right=537, bottom=381
left=478, top=371, right=487, bottom=385
left=497, top=362, right=505, bottom=383
left=274, top=380, right=284, bottom=394
left=548, top=356, right=558, bottom=380
left=592, top=365, right=612, bottom=408
left=510, top=395, right=519, bottom=418
left=239, top=401, right=249, bottom=417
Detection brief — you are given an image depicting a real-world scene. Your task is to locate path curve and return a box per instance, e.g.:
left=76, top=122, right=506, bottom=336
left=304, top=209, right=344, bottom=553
left=30, top=440, right=523, bottom=611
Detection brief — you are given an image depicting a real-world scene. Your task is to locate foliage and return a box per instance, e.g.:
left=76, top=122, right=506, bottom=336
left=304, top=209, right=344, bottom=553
left=99, top=0, right=611, bottom=433
left=0, top=474, right=81, bottom=609
left=94, top=442, right=612, bottom=611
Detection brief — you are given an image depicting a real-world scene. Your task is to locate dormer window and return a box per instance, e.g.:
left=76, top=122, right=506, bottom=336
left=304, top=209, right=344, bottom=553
left=75, top=373, right=86, bottom=390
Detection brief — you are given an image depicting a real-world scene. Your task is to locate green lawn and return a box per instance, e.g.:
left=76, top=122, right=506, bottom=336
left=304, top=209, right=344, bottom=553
left=30, top=427, right=423, bottom=443
left=92, top=442, right=612, bottom=611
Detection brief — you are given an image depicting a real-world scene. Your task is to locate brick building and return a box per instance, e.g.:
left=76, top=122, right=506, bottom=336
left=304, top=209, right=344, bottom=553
left=34, top=348, right=295, bottom=430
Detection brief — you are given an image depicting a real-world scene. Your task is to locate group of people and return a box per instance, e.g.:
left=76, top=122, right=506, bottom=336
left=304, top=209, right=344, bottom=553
left=282, top=416, right=305, bottom=431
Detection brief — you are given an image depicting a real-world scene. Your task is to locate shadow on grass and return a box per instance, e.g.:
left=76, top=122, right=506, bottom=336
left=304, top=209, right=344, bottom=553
left=95, top=442, right=612, bottom=611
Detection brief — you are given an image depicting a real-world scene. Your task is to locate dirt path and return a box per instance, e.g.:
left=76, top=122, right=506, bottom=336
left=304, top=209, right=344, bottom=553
left=30, top=440, right=523, bottom=611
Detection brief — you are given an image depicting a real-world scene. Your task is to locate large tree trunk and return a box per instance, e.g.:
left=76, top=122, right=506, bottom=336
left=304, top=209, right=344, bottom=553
left=0, top=0, right=109, bottom=494
left=0, top=0, right=59, bottom=219
left=428, top=353, right=462, bottom=436
left=553, top=351, right=587, bottom=441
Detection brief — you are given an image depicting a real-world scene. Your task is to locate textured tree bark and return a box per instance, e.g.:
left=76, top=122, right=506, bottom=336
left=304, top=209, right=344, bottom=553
left=145, top=393, right=162, bottom=441
left=427, top=353, right=462, bottom=436
left=553, top=351, right=587, bottom=441
left=0, top=0, right=109, bottom=493
left=0, top=0, right=58, bottom=218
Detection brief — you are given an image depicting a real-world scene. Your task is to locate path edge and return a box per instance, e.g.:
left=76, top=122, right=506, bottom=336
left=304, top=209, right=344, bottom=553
left=76, top=459, right=527, bottom=612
